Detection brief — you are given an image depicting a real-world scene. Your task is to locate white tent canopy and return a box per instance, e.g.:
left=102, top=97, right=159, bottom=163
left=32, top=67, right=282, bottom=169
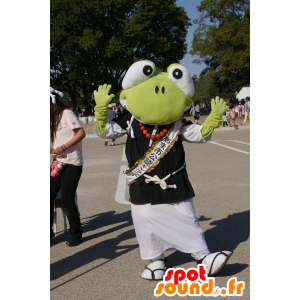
left=236, top=87, right=250, bottom=100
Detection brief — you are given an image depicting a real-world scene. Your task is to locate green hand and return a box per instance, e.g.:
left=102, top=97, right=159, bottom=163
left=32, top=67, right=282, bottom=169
left=94, top=84, right=114, bottom=134
left=210, top=96, right=228, bottom=118
left=201, top=97, right=228, bottom=139
left=94, top=84, right=115, bottom=107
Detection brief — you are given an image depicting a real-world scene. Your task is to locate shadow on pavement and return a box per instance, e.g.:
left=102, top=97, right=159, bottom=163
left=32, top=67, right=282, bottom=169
left=51, top=210, right=133, bottom=247
left=114, top=142, right=126, bottom=146
left=204, top=210, right=250, bottom=253
left=81, top=210, right=133, bottom=243
left=51, top=229, right=138, bottom=281
left=51, top=210, right=138, bottom=281
left=198, top=215, right=212, bottom=222
left=214, top=263, right=248, bottom=277
left=166, top=210, right=250, bottom=276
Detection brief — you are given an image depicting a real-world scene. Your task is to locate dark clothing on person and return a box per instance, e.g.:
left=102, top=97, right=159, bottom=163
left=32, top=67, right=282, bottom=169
left=50, top=163, right=83, bottom=237
left=112, top=111, right=195, bottom=206
left=191, top=104, right=201, bottom=120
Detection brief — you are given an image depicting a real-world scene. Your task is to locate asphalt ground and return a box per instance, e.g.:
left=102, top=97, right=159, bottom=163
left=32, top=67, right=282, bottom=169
left=50, top=127, right=250, bottom=299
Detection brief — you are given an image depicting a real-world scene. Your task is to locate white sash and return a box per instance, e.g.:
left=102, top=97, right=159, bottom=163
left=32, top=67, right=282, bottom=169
left=124, top=118, right=185, bottom=185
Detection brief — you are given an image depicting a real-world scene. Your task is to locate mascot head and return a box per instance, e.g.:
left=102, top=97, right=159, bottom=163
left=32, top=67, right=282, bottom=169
left=120, top=60, right=194, bottom=125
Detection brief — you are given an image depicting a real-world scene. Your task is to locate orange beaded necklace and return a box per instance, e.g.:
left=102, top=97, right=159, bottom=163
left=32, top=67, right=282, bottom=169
left=139, top=123, right=169, bottom=140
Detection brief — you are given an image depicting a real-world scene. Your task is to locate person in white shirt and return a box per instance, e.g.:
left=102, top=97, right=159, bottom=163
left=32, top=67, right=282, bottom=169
left=105, top=104, right=116, bottom=146
left=226, top=106, right=230, bottom=118
left=234, top=103, right=239, bottom=116
left=238, top=102, right=242, bottom=117
left=50, top=88, right=86, bottom=246
left=190, top=101, right=201, bottom=124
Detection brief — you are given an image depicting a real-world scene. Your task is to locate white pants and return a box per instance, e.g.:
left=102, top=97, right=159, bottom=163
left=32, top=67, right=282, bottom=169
left=131, top=199, right=211, bottom=261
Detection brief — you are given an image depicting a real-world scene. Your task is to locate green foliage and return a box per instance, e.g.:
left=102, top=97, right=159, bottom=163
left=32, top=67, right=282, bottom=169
left=50, top=0, right=191, bottom=113
left=192, top=72, right=235, bottom=103
left=192, top=72, right=218, bottom=103
left=190, top=0, right=250, bottom=94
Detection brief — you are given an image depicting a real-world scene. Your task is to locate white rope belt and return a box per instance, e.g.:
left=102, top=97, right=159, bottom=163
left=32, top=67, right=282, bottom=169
left=143, top=164, right=186, bottom=190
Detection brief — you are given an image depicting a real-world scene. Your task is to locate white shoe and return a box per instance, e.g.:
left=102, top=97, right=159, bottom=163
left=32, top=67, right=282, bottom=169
left=141, top=260, right=167, bottom=280
left=200, top=251, right=232, bottom=276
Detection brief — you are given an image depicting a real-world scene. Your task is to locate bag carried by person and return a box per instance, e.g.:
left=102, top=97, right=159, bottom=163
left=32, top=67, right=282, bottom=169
left=51, top=160, right=66, bottom=177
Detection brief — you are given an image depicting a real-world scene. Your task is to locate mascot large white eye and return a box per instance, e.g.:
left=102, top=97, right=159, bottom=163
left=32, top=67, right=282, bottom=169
left=122, top=61, right=156, bottom=89
left=168, top=64, right=195, bottom=97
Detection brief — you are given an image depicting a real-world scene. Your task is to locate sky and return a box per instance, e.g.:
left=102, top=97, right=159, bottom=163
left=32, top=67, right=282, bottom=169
left=176, top=0, right=206, bottom=77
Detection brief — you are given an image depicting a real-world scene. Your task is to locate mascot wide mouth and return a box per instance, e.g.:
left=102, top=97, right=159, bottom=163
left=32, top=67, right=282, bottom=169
left=119, top=99, right=150, bottom=124
left=120, top=94, right=185, bottom=126
left=120, top=97, right=191, bottom=126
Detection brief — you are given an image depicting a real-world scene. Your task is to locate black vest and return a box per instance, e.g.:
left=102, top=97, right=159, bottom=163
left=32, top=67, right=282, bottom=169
left=112, top=111, right=195, bottom=205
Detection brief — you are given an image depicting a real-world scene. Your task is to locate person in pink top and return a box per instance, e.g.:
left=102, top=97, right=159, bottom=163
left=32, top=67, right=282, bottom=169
left=50, top=88, right=86, bottom=246
left=226, top=103, right=238, bottom=130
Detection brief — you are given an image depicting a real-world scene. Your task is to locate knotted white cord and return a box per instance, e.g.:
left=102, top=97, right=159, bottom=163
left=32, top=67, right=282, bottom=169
left=143, top=164, right=186, bottom=190
left=144, top=174, right=176, bottom=190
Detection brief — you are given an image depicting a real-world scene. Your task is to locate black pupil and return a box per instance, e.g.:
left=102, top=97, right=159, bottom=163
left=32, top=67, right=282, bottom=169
left=143, top=65, right=153, bottom=76
left=172, top=68, right=183, bottom=79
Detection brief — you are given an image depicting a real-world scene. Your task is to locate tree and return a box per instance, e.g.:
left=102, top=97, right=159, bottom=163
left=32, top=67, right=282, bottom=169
left=192, top=73, right=218, bottom=103
left=51, top=0, right=191, bottom=114
left=192, top=72, right=235, bottom=103
left=190, top=0, right=250, bottom=94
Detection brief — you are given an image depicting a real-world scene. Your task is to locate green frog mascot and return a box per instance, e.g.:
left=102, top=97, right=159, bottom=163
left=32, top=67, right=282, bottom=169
left=93, top=60, right=232, bottom=280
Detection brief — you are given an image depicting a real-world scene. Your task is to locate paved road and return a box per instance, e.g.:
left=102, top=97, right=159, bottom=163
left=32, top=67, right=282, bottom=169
left=51, top=128, right=250, bottom=299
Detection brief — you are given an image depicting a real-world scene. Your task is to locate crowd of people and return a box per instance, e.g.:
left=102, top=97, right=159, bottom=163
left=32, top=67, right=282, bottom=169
left=190, top=97, right=250, bottom=131
left=224, top=97, right=250, bottom=129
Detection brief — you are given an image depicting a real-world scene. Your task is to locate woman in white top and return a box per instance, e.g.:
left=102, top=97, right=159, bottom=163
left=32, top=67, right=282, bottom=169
left=237, top=102, right=242, bottom=117
left=190, top=101, right=201, bottom=124
left=105, top=104, right=116, bottom=146
left=50, top=88, right=86, bottom=246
